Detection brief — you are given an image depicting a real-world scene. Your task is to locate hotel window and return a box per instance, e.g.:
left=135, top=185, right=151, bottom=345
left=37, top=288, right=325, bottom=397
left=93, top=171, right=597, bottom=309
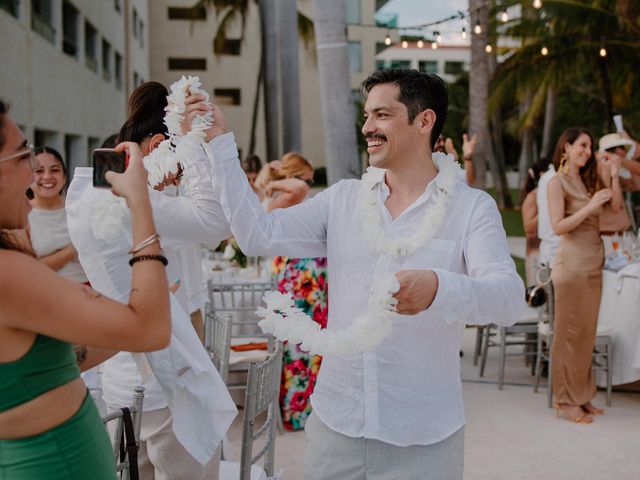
left=168, top=57, right=207, bottom=70
left=31, top=0, right=55, bottom=44
left=348, top=41, right=362, bottom=73
left=418, top=60, right=437, bottom=74
left=391, top=60, right=410, bottom=69
left=62, top=1, right=79, bottom=58
left=213, top=88, right=241, bottom=106
left=85, top=21, right=98, bottom=72
left=102, top=39, right=112, bottom=81
left=214, top=38, right=241, bottom=56
left=1, top=0, right=20, bottom=18
left=167, top=6, right=206, bottom=20
left=444, top=61, right=464, bottom=75
left=115, top=52, right=123, bottom=90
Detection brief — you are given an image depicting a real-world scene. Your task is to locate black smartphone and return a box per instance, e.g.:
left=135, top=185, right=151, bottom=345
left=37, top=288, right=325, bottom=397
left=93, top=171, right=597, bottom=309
left=92, top=148, right=126, bottom=188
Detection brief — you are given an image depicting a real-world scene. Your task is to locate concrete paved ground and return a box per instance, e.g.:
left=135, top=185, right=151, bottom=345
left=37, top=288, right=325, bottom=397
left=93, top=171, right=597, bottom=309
left=225, top=327, right=640, bottom=479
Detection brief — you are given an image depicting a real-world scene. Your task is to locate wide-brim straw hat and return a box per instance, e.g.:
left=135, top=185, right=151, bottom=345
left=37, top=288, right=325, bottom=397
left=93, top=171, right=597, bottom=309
left=599, top=133, right=634, bottom=152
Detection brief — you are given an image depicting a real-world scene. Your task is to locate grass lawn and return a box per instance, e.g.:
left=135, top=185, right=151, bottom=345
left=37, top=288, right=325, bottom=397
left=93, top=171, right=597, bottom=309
left=486, top=188, right=525, bottom=238
left=511, top=255, right=526, bottom=284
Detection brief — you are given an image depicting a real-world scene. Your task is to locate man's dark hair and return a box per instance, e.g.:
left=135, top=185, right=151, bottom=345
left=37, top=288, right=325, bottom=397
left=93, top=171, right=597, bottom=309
left=118, top=82, right=169, bottom=144
left=360, top=68, right=448, bottom=149
left=0, top=99, right=8, bottom=151
left=242, top=154, right=262, bottom=174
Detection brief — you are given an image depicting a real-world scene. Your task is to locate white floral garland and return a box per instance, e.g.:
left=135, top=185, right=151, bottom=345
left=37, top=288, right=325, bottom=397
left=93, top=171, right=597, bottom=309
left=92, top=76, right=212, bottom=242
left=258, top=153, right=460, bottom=356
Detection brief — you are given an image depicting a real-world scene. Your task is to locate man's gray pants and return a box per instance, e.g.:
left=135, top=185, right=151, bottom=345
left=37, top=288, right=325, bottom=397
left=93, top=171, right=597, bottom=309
left=303, top=412, right=464, bottom=480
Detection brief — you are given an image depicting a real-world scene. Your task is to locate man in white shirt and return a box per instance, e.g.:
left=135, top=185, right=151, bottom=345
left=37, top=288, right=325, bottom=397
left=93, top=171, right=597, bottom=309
left=209, top=68, right=524, bottom=479
left=537, top=164, right=560, bottom=266
left=67, top=82, right=236, bottom=479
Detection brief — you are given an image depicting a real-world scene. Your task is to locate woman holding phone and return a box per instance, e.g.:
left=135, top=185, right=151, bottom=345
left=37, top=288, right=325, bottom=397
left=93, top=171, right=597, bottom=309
left=0, top=99, right=171, bottom=479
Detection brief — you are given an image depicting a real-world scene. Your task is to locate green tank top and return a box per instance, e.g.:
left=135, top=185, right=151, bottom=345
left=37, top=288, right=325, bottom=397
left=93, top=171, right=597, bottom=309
left=0, top=334, right=81, bottom=412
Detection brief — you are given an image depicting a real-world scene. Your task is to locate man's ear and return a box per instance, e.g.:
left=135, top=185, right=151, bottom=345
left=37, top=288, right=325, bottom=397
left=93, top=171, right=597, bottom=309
left=417, top=109, right=436, bottom=135
left=148, top=133, right=166, bottom=153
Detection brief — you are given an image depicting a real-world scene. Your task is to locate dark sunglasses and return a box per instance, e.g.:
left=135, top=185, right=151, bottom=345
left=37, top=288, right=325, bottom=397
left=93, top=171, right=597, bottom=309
left=295, top=176, right=314, bottom=187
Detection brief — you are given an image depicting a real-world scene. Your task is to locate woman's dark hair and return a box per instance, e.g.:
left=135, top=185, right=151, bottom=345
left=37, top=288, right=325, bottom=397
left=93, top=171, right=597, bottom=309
left=552, top=127, right=598, bottom=195
left=520, top=156, right=550, bottom=203
left=360, top=68, right=449, bottom=149
left=118, top=82, right=169, bottom=144
left=0, top=99, right=8, bottom=151
left=101, top=133, right=119, bottom=148
left=0, top=99, right=35, bottom=255
left=242, top=154, right=262, bottom=174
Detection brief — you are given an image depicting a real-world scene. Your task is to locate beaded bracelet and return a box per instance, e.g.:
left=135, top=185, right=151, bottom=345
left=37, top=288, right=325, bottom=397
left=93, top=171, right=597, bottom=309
left=129, top=254, right=168, bottom=267
left=129, top=233, right=161, bottom=255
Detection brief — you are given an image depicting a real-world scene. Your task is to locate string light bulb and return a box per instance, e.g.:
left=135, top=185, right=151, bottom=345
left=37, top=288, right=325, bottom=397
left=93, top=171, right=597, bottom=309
left=533, top=0, right=542, bottom=8
left=435, top=31, right=443, bottom=43
left=417, top=39, right=424, bottom=48
left=384, top=34, right=391, bottom=46
left=599, top=47, right=607, bottom=57
left=401, top=40, right=408, bottom=49
left=500, top=10, right=508, bottom=23
left=474, top=21, right=482, bottom=35
left=485, top=44, right=493, bottom=53
left=461, top=27, right=467, bottom=40
left=431, top=41, right=438, bottom=50
left=541, top=46, right=548, bottom=56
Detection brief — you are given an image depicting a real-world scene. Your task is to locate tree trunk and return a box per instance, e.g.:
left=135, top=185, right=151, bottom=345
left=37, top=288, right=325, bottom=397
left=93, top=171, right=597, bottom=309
left=540, top=86, right=556, bottom=161
left=311, top=0, right=360, bottom=184
left=518, top=90, right=535, bottom=196
left=597, top=56, right=613, bottom=132
left=468, top=0, right=489, bottom=190
left=260, top=0, right=280, bottom=161
left=248, top=50, right=263, bottom=155
left=277, top=0, right=302, bottom=153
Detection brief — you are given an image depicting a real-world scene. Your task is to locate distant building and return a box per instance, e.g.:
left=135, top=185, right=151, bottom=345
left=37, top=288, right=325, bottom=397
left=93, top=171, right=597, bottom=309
left=149, top=0, right=396, bottom=168
left=376, top=42, right=470, bottom=83
left=0, top=0, right=149, bottom=174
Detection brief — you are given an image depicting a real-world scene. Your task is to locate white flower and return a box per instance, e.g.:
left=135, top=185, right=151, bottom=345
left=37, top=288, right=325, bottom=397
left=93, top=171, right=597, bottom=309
left=223, top=243, right=235, bottom=260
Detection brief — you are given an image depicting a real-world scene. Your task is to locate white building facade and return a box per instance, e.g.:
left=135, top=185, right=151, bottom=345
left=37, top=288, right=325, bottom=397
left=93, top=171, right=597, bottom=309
left=376, top=42, right=470, bottom=83
left=0, top=0, right=149, bottom=174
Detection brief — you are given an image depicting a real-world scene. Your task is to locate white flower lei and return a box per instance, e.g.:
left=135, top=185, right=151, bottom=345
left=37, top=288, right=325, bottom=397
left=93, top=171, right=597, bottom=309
left=91, top=76, right=212, bottom=242
left=258, top=152, right=460, bottom=356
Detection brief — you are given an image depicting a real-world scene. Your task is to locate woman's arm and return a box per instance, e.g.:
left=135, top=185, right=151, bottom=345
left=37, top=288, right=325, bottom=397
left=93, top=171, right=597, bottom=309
left=547, top=176, right=612, bottom=235
left=0, top=143, right=171, bottom=352
left=266, top=178, right=309, bottom=211
left=38, top=244, right=77, bottom=271
left=521, top=190, right=538, bottom=236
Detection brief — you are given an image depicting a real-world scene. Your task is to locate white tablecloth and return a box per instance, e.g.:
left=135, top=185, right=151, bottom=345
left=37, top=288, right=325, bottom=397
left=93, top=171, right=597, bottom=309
left=596, top=267, right=640, bottom=386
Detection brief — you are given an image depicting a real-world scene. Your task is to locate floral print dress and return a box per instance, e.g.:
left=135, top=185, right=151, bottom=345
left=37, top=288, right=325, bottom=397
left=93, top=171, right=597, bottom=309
left=272, top=256, right=328, bottom=430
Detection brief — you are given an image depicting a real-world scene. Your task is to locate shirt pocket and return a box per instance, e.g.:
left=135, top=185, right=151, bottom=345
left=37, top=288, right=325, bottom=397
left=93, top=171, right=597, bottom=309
left=399, top=237, right=457, bottom=271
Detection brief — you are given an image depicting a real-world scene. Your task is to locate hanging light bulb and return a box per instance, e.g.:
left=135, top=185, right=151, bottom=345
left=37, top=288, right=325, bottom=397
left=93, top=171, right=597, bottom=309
left=435, top=31, right=443, bottom=43
left=599, top=47, right=607, bottom=57
left=541, top=46, right=549, bottom=56
left=500, top=10, right=508, bottom=23
left=474, top=21, right=482, bottom=35
left=533, top=0, right=542, bottom=9
left=401, top=40, right=408, bottom=49
left=431, top=41, right=438, bottom=50
left=417, top=39, right=424, bottom=48
left=384, top=34, right=391, bottom=46
left=461, top=27, right=468, bottom=40
left=485, top=44, right=493, bottom=53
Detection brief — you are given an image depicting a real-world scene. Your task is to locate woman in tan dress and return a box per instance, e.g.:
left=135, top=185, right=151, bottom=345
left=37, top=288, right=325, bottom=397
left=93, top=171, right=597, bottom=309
left=547, top=127, right=623, bottom=423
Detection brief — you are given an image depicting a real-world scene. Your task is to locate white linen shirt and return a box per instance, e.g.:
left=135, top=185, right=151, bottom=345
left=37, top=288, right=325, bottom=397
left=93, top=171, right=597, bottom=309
left=66, top=137, right=237, bottom=463
left=537, top=165, right=560, bottom=266
left=211, top=134, right=524, bottom=446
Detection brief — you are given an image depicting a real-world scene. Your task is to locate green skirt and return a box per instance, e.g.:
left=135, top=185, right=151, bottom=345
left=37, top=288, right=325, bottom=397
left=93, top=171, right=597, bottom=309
left=0, top=391, right=115, bottom=479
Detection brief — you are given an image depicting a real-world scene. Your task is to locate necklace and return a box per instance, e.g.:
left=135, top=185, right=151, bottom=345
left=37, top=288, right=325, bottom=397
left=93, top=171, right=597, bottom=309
left=258, top=153, right=460, bottom=356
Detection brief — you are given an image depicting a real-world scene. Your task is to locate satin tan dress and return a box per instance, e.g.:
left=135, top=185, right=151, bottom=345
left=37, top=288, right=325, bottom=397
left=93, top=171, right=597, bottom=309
left=551, top=173, right=604, bottom=406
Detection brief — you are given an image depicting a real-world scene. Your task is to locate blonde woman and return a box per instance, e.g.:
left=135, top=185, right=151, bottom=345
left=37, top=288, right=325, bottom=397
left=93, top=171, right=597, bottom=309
left=254, top=152, right=314, bottom=211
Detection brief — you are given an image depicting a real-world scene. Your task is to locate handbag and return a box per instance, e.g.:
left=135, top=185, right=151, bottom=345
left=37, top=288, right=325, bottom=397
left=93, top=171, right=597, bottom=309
left=118, top=407, right=139, bottom=480
left=526, top=266, right=551, bottom=307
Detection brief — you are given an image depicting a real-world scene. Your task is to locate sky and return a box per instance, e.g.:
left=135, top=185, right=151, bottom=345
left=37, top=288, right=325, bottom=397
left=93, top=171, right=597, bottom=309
left=378, top=0, right=471, bottom=44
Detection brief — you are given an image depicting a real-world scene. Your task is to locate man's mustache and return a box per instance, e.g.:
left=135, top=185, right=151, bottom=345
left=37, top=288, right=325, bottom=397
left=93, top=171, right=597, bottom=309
left=365, top=134, right=387, bottom=141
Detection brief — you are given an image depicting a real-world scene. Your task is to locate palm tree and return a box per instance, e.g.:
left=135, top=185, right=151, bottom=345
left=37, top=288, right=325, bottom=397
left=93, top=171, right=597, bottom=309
left=311, top=0, right=360, bottom=183
left=195, top=0, right=314, bottom=160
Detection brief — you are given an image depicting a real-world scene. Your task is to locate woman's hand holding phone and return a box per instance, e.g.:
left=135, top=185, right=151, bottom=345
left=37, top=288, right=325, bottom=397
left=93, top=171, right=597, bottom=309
left=105, top=142, right=149, bottom=207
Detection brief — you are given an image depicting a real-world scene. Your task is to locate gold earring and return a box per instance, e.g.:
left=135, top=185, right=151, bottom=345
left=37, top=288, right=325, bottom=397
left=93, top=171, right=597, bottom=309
left=560, top=152, right=569, bottom=173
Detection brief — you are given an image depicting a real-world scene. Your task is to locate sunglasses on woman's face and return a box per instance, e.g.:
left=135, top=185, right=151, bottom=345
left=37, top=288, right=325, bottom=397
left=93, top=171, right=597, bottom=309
left=295, top=176, right=314, bottom=187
